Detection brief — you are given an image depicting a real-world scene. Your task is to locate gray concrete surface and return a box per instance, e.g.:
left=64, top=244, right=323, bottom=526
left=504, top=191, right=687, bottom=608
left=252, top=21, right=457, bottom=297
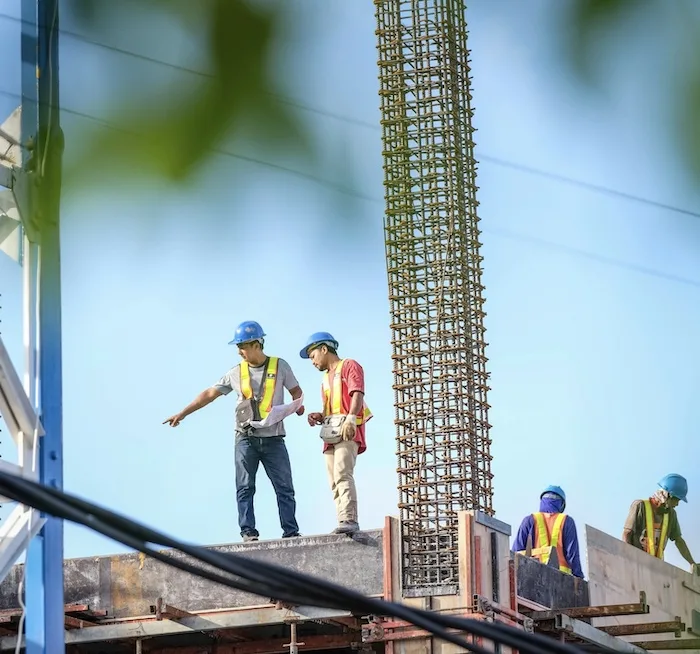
left=0, top=531, right=385, bottom=618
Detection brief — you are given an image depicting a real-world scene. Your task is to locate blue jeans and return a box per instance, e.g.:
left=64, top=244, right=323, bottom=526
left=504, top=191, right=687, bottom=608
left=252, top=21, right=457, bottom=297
left=235, top=434, right=299, bottom=538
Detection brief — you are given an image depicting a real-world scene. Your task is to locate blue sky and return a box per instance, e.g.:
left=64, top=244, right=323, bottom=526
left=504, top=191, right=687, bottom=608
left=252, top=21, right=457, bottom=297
left=0, top=0, right=698, bottom=576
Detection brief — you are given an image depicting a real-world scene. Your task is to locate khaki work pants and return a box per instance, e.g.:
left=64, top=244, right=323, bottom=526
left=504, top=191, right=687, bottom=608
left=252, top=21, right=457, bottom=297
left=324, top=440, right=359, bottom=523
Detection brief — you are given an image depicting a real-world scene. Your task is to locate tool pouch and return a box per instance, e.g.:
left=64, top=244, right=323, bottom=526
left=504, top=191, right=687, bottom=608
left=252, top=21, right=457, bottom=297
left=319, top=415, right=345, bottom=444
left=236, top=398, right=261, bottom=432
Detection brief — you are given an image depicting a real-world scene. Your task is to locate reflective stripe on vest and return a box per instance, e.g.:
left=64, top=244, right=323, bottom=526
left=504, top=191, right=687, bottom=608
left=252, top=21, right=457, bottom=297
left=322, top=359, right=372, bottom=425
left=528, top=512, right=572, bottom=575
left=643, top=499, right=669, bottom=559
left=240, top=357, right=279, bottom=419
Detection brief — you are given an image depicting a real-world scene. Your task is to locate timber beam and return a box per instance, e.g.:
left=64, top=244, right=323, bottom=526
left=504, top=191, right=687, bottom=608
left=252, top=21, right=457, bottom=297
left=599, top=618, right=686, bottom=638
left=150, top=597, right=197, bottom=621
left=634, top=639, right=700, bottom=651
left=0, top=604, right=360, bottom=649
left=0, top=603, right=107, bottom=634
left=528, top=591, right=649, bottom=621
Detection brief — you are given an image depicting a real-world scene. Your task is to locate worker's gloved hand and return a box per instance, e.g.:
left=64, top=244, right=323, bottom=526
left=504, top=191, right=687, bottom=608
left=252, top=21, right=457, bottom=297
left=341, top=415, right=357, bottom=441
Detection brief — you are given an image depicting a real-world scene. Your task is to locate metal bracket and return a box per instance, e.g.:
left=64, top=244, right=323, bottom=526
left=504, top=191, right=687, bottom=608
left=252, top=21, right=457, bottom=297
left=0, top=166, right=41, bottom=244
left=0, top=334, right=44, bottom=496
left=0, top=507, right=46, bottom=584
left=361, top=618, right=384, bottom=643
left=283, top=621, right=305, bottom=654
left=10, top=168, right=41, bottom=244
left=0, top=167, right=12, bottom=191
left=682, top=581, right=700, bottom=596
left=474, top=594, right=494, bottom=617
left=149, top=597, right=195, bottom=621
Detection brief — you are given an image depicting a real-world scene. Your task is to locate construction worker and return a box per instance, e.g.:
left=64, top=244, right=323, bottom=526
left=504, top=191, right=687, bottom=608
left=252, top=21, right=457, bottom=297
left=622, top=474, right=698, bottom=574
left=300, top=332, right=372, bottom=535
left=164, top=320, right=304, bottom=542
left=512, top=485, right=584, bottom=578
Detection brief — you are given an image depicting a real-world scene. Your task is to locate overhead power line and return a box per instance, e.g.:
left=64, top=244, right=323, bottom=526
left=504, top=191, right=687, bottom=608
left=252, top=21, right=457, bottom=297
left=1, top=86, right=699, bottom=290
left=1, top=11, right=698, bottom=221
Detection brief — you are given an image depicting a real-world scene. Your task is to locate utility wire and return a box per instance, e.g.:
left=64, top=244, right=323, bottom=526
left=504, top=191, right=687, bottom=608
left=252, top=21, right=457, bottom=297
left=2, top=13, right=700, bottom=289
left=1, top=86, right=699, bottom=290
left=1, top=11, right=698, bottom=221
left=0, top=88, right=375, bottom=202
left=0, top=471, right=588, bottom=654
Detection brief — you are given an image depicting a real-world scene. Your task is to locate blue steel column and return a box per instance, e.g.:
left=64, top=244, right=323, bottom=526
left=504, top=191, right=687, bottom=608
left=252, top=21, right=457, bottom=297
left=22, top=0, right=65, bottom=650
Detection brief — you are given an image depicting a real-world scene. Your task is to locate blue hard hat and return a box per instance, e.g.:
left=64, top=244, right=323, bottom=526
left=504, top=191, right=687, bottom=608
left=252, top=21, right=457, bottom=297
left=541, top=485, right=566, bottom=502
left=658, top=474, right=688, bottom=503
left=229, top=320, right=266, bottom=346
left=300, top=331, right=338, bottom=359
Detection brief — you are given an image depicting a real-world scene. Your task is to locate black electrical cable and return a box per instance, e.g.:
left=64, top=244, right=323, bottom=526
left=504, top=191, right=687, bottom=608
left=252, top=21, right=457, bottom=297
left=0, top=477, right=494, bottom=654
left=0, top=475, right=490, bottom=654
left=0, top=471, right=585, bottom=654
left=0, top=472, right=586, bottom=654
left=0, top=471, right=589, bottom=654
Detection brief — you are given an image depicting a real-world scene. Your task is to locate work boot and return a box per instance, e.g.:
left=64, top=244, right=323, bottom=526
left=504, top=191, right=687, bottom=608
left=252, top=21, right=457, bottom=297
left=242, top=533, right=259, bottom=543
left=333, top=521, right=359, bottom=535
left=282, top=533, right=302, bottom=539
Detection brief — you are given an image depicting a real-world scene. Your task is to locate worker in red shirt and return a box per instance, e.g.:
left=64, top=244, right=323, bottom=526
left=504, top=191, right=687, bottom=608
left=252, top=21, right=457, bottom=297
left=300, top=332, right=372, bottom=535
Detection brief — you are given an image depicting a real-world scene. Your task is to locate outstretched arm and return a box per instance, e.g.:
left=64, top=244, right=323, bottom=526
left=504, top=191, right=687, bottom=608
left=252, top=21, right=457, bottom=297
left=675, top=537, right=696, bottom=567
left=164, top=387, right=222, bottom=427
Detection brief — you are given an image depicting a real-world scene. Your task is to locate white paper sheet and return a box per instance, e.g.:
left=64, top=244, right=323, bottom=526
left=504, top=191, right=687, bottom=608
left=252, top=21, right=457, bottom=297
left=248, top=394, right=304, bottom=429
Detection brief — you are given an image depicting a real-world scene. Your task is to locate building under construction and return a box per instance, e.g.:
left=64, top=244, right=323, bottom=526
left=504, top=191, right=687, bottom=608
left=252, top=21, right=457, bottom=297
left=0, top=0, right=698, bottom=652
left=0, top=515, right=697, bottom=652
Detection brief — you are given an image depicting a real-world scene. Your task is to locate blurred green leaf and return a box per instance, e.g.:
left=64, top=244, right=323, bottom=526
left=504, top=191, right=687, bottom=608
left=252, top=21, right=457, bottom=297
left=65, top=0, right=312, bottom=184
left=677, top=57, right=700, bottom=181
left=564, top=0, right=653, bottom=87
left=560, top=0, right=700, bottom=193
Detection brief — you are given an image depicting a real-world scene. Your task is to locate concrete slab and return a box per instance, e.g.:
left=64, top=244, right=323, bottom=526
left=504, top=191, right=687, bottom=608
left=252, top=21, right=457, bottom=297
left=585, top=524, right=699, bottom=647
left=0, top=531, right=385, bottom=618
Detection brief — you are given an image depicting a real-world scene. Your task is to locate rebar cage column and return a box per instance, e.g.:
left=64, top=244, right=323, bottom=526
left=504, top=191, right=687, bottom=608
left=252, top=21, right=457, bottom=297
left=375, top=0, right=493, bottom=595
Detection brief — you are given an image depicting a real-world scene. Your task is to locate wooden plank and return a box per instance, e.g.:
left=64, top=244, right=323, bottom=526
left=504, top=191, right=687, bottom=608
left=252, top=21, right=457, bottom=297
left=585, top=524, right=698, bottom=647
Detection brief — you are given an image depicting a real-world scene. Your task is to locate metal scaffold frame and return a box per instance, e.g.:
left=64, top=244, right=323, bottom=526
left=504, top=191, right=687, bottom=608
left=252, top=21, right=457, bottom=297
left=0, top=0, right=65, bottom=651
left=375, top=0, right=493, bottom=594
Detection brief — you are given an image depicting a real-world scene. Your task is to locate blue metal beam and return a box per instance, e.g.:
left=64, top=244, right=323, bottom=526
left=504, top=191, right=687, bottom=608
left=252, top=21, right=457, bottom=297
left=22, top=0, right=65, bottom=651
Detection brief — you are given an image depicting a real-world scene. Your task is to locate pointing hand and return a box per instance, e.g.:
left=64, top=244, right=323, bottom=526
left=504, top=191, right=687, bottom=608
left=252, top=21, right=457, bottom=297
left=163, top=413, right=184, bottom=427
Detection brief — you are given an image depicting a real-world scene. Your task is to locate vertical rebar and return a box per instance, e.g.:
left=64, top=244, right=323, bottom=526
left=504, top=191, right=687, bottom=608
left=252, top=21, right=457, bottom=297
left=375, top=0, right=493, bottom=594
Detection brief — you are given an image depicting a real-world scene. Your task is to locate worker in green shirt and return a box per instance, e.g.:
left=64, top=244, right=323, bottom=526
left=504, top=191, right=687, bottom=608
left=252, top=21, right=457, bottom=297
left=622, top=474, right=698, bottom=575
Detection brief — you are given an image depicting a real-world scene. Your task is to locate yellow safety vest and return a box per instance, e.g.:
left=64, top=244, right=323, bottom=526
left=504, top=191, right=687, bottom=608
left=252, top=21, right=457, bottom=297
left=240, top=357, right=279, bottom=419
left=322, top=359, right=373, bottom=425
left=524, top=512, right=572, bottom=575
left=643, top=499, right=669, bottom=559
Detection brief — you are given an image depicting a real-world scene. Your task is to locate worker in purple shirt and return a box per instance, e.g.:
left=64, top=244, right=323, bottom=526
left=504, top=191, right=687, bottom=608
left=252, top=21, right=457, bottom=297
left=512, top=485, right=584, bottom=578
